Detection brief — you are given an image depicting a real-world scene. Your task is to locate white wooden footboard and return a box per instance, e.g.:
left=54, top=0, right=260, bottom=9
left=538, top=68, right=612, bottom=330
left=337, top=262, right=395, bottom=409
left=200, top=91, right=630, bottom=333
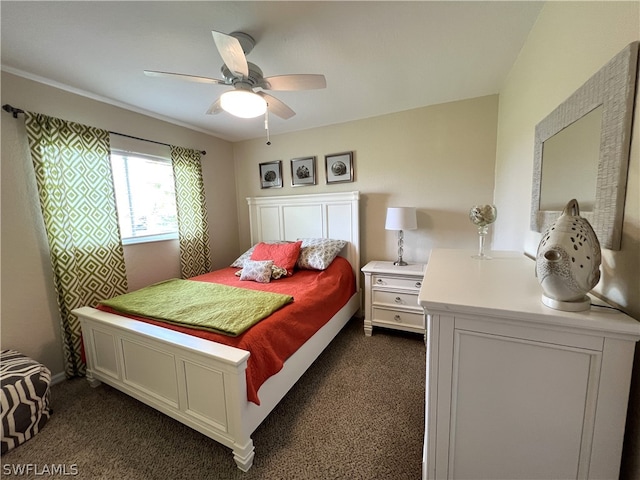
left=74, top=306, right=256, bottom=471
left=73, top=290, right=359, bottom=471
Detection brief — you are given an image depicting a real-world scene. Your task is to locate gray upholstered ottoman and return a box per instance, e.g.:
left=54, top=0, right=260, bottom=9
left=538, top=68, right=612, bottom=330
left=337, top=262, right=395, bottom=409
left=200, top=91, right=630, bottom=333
left=1, top=350, right=52, bottom=453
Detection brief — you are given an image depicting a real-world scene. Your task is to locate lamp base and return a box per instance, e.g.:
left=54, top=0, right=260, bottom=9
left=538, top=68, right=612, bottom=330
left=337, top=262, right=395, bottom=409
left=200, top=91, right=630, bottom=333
left=541, top=294, right=591, bottom=312
left=393, top=230, right=409, bottom=266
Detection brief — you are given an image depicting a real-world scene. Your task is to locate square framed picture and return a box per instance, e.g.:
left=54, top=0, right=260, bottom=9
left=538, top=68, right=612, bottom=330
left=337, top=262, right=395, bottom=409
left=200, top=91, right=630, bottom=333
left=291, top=156, right=317, bottom=187
left=325, top=151, right=354, bottom=184
left=259, top=161, right=283, bottom=189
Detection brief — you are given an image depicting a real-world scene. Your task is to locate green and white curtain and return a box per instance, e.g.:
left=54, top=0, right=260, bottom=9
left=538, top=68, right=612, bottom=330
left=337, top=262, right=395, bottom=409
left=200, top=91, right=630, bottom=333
left=25, top=113, right=128, bottom=377
left=171, top=146, right=212, bottom=278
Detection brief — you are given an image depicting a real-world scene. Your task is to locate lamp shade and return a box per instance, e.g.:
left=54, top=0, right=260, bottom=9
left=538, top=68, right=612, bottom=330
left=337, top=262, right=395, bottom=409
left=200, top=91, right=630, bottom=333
left=220, top=90, right=267, bottom=118
left=385, top=207, right=417, bottom=231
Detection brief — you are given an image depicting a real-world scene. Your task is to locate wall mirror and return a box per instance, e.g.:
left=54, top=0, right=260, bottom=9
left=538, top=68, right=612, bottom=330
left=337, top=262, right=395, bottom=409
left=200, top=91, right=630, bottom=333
left=531, top=41, right=639, bottom=250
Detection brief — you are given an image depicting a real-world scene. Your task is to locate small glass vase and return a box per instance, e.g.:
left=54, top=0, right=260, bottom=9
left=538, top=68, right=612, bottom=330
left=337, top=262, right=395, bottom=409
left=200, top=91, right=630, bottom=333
left=469, top=204, right=497, bottom=260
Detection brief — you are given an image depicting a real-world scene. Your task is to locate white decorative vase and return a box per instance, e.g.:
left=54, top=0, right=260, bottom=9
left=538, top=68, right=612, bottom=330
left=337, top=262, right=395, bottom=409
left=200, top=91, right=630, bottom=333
left=535, top=199, right=601, bottom=312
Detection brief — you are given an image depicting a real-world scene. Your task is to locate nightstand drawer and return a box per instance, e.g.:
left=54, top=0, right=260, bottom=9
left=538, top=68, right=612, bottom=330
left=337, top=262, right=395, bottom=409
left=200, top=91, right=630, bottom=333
left=372, top=275, right=423, bottom=291
left=373, top=290, right=420, bottom=310
left=372, top=307, right=424, bottom=329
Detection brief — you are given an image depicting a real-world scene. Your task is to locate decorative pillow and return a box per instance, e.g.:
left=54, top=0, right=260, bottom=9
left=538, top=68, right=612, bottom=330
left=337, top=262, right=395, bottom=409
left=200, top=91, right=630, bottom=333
left=235, top=264, right=288, bottom=280
left=239, top=260, right=274, bottom=283
left=231, top=245, right=256, bottom=268
left=270, top=265, right=289, bottom=279
left=250, top=241, right=303, bottom=276
left=296, top=238, right=347, bottom=270
left=230, top=241, right=291, bottom=268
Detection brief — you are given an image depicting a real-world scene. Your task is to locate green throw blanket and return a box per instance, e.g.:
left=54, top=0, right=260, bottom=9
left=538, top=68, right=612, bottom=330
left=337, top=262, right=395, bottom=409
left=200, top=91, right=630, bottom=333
left=99, top=279, right=293, bottom=337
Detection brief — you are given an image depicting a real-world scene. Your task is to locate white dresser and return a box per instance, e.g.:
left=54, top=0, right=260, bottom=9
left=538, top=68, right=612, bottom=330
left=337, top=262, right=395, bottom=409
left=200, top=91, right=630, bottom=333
left=418, top=249, right=640, bottom=480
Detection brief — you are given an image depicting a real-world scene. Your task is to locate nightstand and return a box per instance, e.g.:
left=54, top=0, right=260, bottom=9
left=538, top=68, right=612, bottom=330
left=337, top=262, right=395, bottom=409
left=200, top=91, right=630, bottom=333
left=361, top=260, right=426, bottom=336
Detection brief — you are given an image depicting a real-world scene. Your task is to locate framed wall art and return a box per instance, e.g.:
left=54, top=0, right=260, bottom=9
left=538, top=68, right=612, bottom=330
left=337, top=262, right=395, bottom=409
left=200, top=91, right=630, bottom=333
left=259, top=161, right=283, bottom=189
left=291, top=156, right=317, bottom=187
left=325, top=152, right=354, bottom=184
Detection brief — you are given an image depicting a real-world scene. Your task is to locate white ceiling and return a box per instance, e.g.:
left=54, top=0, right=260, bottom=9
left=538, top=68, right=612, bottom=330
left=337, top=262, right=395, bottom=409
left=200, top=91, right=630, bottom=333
left=1, top=1, right=543, bottom=142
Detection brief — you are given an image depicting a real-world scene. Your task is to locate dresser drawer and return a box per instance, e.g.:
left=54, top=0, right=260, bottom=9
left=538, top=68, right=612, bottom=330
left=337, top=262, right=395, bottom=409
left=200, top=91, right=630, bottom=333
left=373, top=290, right=420, bottom=310
left=372, top=274, right=423, bottom=291
left=372, top=307, right=425, bottom=329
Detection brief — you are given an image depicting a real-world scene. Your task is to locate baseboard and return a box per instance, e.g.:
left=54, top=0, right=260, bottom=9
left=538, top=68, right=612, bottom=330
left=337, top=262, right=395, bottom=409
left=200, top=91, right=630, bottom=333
left=50, top=371, right=67, bottom=385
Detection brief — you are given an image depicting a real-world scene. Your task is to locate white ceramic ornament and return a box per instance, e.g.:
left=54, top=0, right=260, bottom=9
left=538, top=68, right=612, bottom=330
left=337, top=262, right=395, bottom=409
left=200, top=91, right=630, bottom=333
left=535, top=199, right=601, bottom=312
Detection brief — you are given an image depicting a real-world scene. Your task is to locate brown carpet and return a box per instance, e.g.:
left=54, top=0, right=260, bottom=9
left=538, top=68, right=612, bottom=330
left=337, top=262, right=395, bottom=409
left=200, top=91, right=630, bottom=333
left=1, top=318, right=425, bottom=479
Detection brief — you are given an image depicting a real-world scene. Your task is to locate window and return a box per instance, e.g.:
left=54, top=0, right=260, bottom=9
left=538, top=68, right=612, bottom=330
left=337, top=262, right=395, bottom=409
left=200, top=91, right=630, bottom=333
left=110, top=151, right=178, bottom=244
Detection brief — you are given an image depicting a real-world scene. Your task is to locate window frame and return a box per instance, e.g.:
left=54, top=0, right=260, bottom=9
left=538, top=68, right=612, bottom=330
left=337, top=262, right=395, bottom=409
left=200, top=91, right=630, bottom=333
left=110, top=148, right=179, bottom=245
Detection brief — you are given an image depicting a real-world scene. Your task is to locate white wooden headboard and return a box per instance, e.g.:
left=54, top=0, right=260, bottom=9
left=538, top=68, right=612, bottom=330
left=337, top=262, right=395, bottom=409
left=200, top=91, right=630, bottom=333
left=246, top=191, right=360, bottom=292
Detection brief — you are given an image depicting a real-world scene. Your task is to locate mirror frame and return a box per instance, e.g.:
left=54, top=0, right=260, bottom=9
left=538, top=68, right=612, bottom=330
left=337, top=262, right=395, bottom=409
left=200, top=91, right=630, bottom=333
left=531, top=41, right=639, bottom=250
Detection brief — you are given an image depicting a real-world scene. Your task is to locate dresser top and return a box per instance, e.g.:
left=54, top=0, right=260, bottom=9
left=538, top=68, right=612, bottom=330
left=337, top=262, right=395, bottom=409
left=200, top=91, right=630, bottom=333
left=418, top=249, right=640, bottom=338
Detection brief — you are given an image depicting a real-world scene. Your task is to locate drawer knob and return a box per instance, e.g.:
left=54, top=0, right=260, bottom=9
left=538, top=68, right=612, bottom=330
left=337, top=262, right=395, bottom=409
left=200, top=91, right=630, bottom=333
left=415, top=281, right=422, bottom=288
left=395, top=296, right=402, bottom=304
left=376, top=278, right=384, bottom=285
left=394, top=314, right=401, bottom=322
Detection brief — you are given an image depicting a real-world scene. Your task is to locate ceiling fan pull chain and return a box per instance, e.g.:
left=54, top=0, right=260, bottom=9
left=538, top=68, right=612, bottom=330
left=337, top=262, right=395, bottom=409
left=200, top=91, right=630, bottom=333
left=265, top=107, right=271, bottom=146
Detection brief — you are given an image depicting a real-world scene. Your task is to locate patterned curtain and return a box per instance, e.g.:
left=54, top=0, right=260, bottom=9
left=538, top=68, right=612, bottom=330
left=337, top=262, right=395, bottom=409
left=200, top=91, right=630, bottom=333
left=25, top=112, right=128, bottom=377
left=171, top=145, right=212, bottom=278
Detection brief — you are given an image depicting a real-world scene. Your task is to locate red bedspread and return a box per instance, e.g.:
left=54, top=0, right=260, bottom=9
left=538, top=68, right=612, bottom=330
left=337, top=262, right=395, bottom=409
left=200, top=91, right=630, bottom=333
left=97, top=256, right=356, bottom=405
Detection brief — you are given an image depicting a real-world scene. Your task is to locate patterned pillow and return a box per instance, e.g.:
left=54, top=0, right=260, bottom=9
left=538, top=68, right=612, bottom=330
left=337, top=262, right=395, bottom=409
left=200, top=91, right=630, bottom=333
left=270, top=265, right=289, bottom=279
left=250, top=241, right=302, bottom=276
left=231, top=246, right=256, bottom=268
left=296, top=238, right=347, bottom=270
left=235, top=264, right=288, bottom=280
left=230, top=241, right=291, bottom=268
left=240, top=260, right=274, bottom=283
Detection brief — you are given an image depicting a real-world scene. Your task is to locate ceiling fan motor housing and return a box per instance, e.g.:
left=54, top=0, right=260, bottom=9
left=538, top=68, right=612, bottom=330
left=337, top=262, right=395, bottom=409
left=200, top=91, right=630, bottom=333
left=221, top=62, right=265, bottom=88
left=229, top=31, right=255, bottom=55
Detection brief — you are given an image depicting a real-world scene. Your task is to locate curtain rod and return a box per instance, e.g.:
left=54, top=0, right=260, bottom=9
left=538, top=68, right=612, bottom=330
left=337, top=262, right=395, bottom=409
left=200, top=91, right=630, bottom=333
left=110, top=131, right=206, bottom=156
left=2, top=104, right=206, bottom=156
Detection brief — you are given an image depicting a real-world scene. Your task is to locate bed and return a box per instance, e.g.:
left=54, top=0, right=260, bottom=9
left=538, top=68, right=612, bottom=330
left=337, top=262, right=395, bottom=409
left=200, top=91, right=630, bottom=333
left=72, top=191, right=360, bottom=471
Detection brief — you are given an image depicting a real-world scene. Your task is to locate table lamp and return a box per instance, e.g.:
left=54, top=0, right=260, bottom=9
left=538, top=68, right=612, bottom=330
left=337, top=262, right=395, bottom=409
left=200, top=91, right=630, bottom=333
left=385, top=207, right=417, bottom=266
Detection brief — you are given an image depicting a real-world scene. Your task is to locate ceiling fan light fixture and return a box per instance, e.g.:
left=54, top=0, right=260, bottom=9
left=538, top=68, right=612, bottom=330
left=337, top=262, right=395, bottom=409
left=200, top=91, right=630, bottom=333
left=220, top=90, right=267, bottom=118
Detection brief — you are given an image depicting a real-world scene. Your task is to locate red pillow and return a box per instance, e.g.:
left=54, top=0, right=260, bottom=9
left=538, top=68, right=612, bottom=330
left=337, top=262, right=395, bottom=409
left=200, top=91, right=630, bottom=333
left=250, top=241, right=302, bottom=276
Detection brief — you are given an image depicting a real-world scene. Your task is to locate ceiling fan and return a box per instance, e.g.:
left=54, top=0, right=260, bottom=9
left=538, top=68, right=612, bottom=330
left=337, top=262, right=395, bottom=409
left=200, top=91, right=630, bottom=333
left=144, top=30, right=327, bottom=120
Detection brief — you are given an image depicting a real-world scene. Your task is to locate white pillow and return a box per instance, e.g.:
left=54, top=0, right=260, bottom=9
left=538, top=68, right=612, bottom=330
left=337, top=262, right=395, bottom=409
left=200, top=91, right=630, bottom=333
left=240, top=260, right=274, bottom=283
left=296, top=238, right=347, bottom=270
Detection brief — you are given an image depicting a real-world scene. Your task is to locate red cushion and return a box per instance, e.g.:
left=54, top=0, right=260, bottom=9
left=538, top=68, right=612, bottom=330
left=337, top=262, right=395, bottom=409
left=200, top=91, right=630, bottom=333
left=250, top=241, right=302, bottom=276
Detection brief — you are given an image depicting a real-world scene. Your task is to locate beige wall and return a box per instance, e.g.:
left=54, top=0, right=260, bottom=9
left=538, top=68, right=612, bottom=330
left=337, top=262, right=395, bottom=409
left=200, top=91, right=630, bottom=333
left=233, top=95, right=499, bottom=266
left=1, top=76, right=498, bottom=377
left=493, top=2, right=640, bottom=477
left=1, top=72, right=238, bottom=376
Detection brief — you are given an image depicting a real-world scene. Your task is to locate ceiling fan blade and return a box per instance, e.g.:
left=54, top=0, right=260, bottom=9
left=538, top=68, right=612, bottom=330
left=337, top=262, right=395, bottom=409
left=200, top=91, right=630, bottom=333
left=206, top=98, right=223, bottom=115
left=144, top=70, right=226, bottom=85
left=262, top=74, right=327, bottom=91
left=258, top=92, right=296, bottom=119
left=211, top=30, right=249, bottom=78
